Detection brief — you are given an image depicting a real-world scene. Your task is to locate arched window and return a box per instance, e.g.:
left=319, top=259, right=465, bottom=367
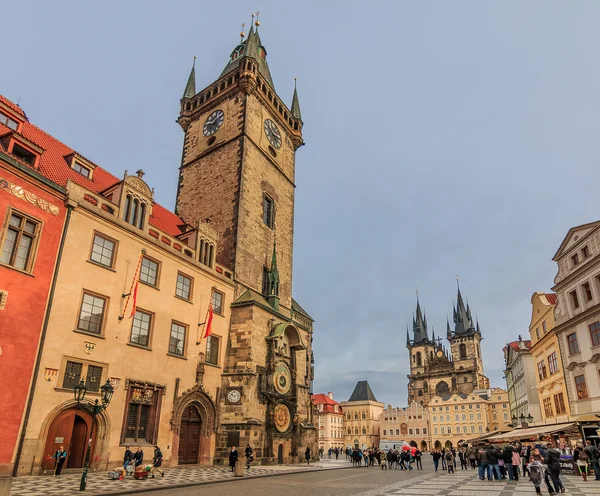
left=459, top=343, right=467, bottom=360
left=418, top=390, right=423, bottom=396
left=362, top=412, right=366, bottom=420
left=347, top=428, right=351, bottom=435
left=362, top=427, right=366, bottom=435
left=354, top=427, right=358, bottom=435
left=416, top=352, right=422, bottom=366
left=124, top=194, right=132, bottom=222
left=138, top=203, right=145, bottom=229
left=354, top=413, right=358, bottom=420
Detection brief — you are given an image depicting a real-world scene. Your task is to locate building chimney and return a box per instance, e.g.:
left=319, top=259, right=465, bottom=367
left=328, top=392, right=333, bottom=400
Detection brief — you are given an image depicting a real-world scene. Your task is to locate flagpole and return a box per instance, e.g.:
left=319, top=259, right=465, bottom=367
left=119, top=250, right=145, bottom=320
left=196, top=295, right=204, bottom=345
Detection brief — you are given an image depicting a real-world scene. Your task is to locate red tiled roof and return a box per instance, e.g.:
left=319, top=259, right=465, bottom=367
left=312, top=394, right=343, bottom=414
left=506, top=340, right=532, bottom=352
left=544, top=293, right=558, bottom=305
left=0, top=94, right=185, bottom=237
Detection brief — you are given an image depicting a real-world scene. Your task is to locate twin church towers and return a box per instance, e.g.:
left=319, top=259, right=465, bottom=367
left=406, top=286, right=490, bottom=406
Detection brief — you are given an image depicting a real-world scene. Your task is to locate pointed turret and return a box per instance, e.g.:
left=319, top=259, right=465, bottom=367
left=453, top=283, right=474, bottom=334
left=447, top=318, right=452, bottom=338
left=291, top=79, right=302, bottom=120
left=476, top=319, right=481, bottom=335
left=413, top=296, right=428, bottom=343
left=432, top=327, right=436, bottom=343
left=406, top=326, right=411, bottom=346
left=266, top=238, right=280, bottom=311
left=183, top=57, right=196, bottom=99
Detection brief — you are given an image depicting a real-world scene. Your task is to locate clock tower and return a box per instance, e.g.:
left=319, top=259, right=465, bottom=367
left=176, top=21, right=316, bottom=464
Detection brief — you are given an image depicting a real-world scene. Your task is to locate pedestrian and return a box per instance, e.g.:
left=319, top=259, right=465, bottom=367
left=546, top=448, right=564, bottom=493
left=502, top=445, right=514, bottom=480
left=380, top=450, right=387, bottom=469
left=229, top=446, right=238, bottom=472
left=335, top=447, right=340, bottom=460
left=305, top=446, right=311, bottom=466
left=415, top=448, right=423, bottom=470
left=123, top=446, right=134, bottom=476
left=51, top=445, right=67, bottom=476
left=478, top=445, right=490, bottom=480
left=445, top=450, right=455, bottom=474
left=459, top=448, right=467, bottom=470
left=468, top=447, right=477, bottom=469
left=431, top=449, right=441, bottom=472
left=528, top=454, right=550, bottom=495
left=441, top=448, right=447, bottom=470
left=511, top=446, right=521, bottom=482
left=133, top=447, right=144, bottom=469
left=584, top=440, right=600, bottom=481
left=574, top=443, right=589, bottom=481
left=245, top=444, right=253, bottom=469
left=486, top=444, right=502, bottom=481
left=151, top=446, right=164, bottom=478
left=369, top=449, right=375, bottom=467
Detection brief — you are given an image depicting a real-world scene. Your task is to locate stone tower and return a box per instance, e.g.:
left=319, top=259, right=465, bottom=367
left=175, top=23, right=316, bottom=464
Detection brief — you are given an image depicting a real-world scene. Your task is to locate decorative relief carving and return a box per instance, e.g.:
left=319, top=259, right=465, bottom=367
left=169, top=382, right=216, bottom=436
left=0, top=176, right=60, bottom=215
left=44, top=368, right=58, bottom=382
left=125, top=176, right=152, bottom=197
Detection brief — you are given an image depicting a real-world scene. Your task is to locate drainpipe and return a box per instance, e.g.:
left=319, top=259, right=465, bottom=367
left=12, top=204, right=73, bottom=476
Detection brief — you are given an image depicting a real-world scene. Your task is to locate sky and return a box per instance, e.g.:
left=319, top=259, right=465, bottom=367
left=4, top=1, right=600, bottom=407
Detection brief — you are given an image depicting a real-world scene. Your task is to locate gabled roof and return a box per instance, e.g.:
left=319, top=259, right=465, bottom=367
left=552, top=221, right=600, bottom=261
left=506, top=340, right=532, bottom=352
left=292, top=298, right=313, bottom=321
left=0, top=94, right=186, bottom=238
left=544, top=293, right=557, bottom=305
left=348, top=380, right=378, bottom=402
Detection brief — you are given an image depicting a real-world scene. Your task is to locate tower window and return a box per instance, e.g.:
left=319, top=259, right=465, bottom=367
left=459, top=343, right=467, bottom=360
left=262, top=266, right=269, bottom=295
left=263, top=194, right=275, bottom=229
left=415, top=352, right=422, bottom=366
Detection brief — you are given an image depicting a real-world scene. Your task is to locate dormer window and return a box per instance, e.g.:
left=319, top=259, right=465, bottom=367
left=0, top=111, right=19, bottom=131
left=123, top=194, right=146, bottom=230
left=231, top=45, right=244, bottom=62
left=73, top=161, right=92, bottom=178
left=10, top=142, right=37, bottom=166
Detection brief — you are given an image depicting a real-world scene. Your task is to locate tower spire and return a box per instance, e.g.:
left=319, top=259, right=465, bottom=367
left=182, top=56, right=196, bottom=99
left=266, top=237, right=280, bottom=311
left=291, top=78, right=302, bottom=120
left=406, top=326, right=410, bottom=346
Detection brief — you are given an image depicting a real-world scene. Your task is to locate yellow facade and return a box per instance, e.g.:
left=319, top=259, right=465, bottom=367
left=429, top=388, right=510, bottom=448
left=18, top=177, right=234, bottom=474
left=380, top=402, right=430, bottom=452
left=341, top=400, right=384, bottom=450
left=529, top=292, right=570, bottom=422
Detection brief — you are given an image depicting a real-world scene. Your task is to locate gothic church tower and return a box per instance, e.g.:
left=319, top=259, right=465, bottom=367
left=175, top=21, right=316, bottom=464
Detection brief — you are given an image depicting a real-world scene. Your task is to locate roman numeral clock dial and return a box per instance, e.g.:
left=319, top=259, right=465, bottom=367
left=203, top=109, right=224, bottom=137
left=264, top=119, right=282, bottom=149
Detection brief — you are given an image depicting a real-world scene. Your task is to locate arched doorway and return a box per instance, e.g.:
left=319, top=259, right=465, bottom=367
left=445, top=440, right=453, bottom=448
left=354, top=439, right=359, bottom=449
left=434, top=440, right=442, bottom=450
left=277, top=444, right=284, bottom=464
left=409, top=440, right=417, bottom=447
left=42, top=409, right=95, bottom=471
left=178, top=404, right=202, bottom=464
left=420, top=440, right=428, bottom=452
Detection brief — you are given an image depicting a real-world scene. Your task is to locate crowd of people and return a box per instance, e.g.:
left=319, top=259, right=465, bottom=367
left=341, top=446, right=424, bottom=470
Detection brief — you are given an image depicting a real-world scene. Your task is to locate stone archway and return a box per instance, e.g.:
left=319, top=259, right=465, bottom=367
left=445, top=440, right=453, bottom=448
left=170, top=384, right=216, bottom=466
left=420, top=440, right=428, bottom=452
left=434, top=440, right=442, bottom=450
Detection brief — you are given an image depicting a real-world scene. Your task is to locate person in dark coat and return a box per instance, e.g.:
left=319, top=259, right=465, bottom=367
left=245, top=444, right=253, bottom=469
left=133, top=447, right=144, bottom=469
left=502, top=445, right=514, bottom=480
left=151, top=446, right=164, bottom=478
left=123, top=446, right=134, bottom=475
left=305, top=446, right=311, bottom=465
left=229, top=446, right=238, bottom=471
left=51, top=446, right=67, bottom=476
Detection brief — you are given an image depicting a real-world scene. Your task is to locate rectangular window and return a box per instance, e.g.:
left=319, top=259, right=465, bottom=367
left=554, top=393, right=567, bottom=415
left=89, top=233, right=116, bottom=268
left=583, top=282, right=593, bottom=303
left=130, top=310, right=152, bottom=347
left=139, top=256, right=159, bottom=287
left=169, top=321, right=187, bottom=356
left=1, top=210, right=41, bottom=272
left=61, top=359, right=105, bottom=392
left=0, top=111, right=19, bottom=130
left=441, top=426, right=445, bottom=434
left=570, top=290, right=580, bottom=310
left=175, top=273, right=192, bottom=300
left=408, top=429, right=413, bottom=435
left=542, top=321, right=547, bottom=334
left=416, top=428, right=420, bottom=435
left=590, top=322, right=600, bottom=347
left=537, top=360, right=548, bottom=380
left=434, top=427, right=438, bottom=435
left=263, top=195, right=274, bottom=228
left=575, top=375, right=588, bottom=400
left=73, top=161, right=91, bottom=178
left=548, top=352, right=558, bottom=375
left=11, top=143, right=37, bottom=166
left=262, top=266, right=269, bottom=296
left=582, top=245, right=590, bottom=259
left=77, top=292, right=107, bottom=335
left=422, top=428, right=427, bottom=435
left=536, top=328, right=540, bottom=340
left=543, top=397, right=553, bottom=417
left=571, top=253, right=579, bottom=266
left=211, top=289, right=224, bottom=315
left=567, top=333, right=580, bottom=354
left=121, top=382, right=163, bottom=444
left=206, top=335, right=220, bottom=365
left=447, top=426, right=451, bottom=434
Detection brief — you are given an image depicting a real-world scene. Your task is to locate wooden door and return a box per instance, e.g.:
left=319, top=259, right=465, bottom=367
left=67, top=416, right=88, bottom=468
left=178, top=405, right=201, bottom=464
left=277, top=444, right=284, bottom=464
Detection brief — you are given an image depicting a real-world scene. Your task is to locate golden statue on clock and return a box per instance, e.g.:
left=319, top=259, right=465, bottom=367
left=273, top=362, right=291, bottom=395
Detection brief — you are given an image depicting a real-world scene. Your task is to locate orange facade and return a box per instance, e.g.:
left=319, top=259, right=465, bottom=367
left=0, top=156, right=66, bottom=475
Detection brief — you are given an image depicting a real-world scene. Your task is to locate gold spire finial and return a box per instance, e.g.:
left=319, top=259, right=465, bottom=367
left=240, top=22, right=245, bottom=41
left=255, top=11, right=260, bottom=28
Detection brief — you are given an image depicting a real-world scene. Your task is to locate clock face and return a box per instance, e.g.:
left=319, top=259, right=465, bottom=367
left=227, top=389, right=241, bottom=404
left=273, top=403, right=291, bottom=433
left=273, top=362, right=291, bottom=395
left=203, top=109, right=224, bottom=137
left=436, top=350, right=443, bottom=358
left=264, top=119, right=282, bottom=149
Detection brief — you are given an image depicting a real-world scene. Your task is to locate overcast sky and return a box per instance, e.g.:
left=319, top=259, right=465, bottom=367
left=4, top=2, right=600, bottom=407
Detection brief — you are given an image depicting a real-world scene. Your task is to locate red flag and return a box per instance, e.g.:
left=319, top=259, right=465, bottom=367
left=203, top=303, right=214, bottom=339
left=129, top=277, right=139, bottom=319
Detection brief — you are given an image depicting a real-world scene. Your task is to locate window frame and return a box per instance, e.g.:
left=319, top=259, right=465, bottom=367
left=168, top=320, right=188, bottom=357
left=58, top=356, right=108, bottom=394
left=569, top=290, right=580, bottom=310
left=9, top=140, right=39, bottom=167
left=174, top=271, right=193, bottom=301
left=589, top=322, right=600, bottom=348
left=205, top=334, right=221, bottom=366
left=75, top=290, right=109, bottom=337
left=583, top=282, right=593, bottom=303
left=575, top=374, right=588, bottom=400
left=73, top=161, right=92, bottom=178
left=0, top=208, right=42, bottom=274
left=120, top=381, right=163, bottom=445
left=262, top=193, right=275, bottom=229
left=211, top=288, right=224, bottom=315
left=548, top=352, right=558, bottom=375
left=567, top=332, right=580, bottom=355
left=129, top=308, right=154, bottom=349
left=139, top=255, right=161, bottom=288
left=554, top=392, right=567, bottom=415
left=88, top=231, right=117, bottom=269
left=0, top=110, right=19, bottom=131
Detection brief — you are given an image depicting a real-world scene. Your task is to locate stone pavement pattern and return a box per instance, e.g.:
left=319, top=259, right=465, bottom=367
left=368, top=469, right=600, bottom=496
left=9, top=461, right=345, bottom=496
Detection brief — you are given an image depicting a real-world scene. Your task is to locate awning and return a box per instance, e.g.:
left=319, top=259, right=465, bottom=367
left=484, top=422, right=577, bottom=442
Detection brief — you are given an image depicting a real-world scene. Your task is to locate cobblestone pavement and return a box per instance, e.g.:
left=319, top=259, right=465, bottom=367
left=9, top=460, right=348, bottom=496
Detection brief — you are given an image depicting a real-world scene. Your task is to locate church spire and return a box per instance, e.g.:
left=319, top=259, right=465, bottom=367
left=266, top=237, right=280, bottom=311
left=453, top=281, right=474, bottom=335
left=413, top=294, right=428, bottom=343
left=291, top=79, right=302, bottom=120
left=447, top=317, right=452, bottom=338
left=406, top=326, right=411, bottom=346
left=183, top=56, right=196, bottom=99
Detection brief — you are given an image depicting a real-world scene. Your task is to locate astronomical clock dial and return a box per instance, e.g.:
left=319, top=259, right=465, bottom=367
left=227, top=388, right=241, bottom=404
left=273, top=403, right=291, bottom=433
left=273, top=362, right=291, bottom=395
left=264, top=119, right=282, bottom=149
left=203, top=109, right=224, bottom=137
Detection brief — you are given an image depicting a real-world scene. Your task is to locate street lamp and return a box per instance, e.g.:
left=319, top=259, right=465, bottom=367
left=73, top=379, right=114, bottom=491
left=512, top=416, right=518, bottom=427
